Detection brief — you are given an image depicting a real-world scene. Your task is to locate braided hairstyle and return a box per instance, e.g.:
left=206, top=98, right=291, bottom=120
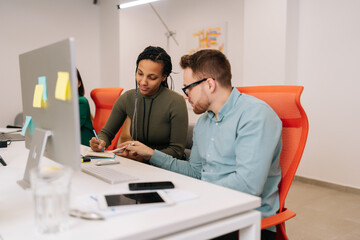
left=136, top=46, right=172, bottom=88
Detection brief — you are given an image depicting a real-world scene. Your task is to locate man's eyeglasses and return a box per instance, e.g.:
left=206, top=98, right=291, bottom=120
left=182, top=78, right=207, bottom=97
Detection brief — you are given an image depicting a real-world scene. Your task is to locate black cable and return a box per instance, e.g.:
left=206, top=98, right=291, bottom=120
left=0, top=155, right=7, bottom=166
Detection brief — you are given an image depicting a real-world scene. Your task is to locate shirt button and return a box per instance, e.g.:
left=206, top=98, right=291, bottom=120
left=211, top=138, right=214, bottom=141
left=207, top=154, right=211, bottom=158
left=216, top=123, right=218, bottom=126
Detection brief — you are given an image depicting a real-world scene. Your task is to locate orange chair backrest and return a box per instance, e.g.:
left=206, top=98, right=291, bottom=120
left=237, top=86, right=309, bottom=211
left=90, top=88, right=124, bottom=150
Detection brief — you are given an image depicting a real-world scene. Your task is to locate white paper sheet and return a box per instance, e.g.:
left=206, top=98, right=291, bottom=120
left=72, top=189, right=198, bottom=219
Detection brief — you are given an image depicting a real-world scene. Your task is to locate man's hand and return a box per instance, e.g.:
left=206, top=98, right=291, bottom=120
left=89, top=137, right=106, bottom=152
left=116, top=141, right=154, bottom=161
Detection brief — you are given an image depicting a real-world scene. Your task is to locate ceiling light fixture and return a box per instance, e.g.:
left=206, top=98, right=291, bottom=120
left=117, top=0, right=160, bottom=9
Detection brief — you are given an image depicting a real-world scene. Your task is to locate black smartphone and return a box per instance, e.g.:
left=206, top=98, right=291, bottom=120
left=98, top=191, right=174, bottom=210
left=129, top=181, right=175, bottom=191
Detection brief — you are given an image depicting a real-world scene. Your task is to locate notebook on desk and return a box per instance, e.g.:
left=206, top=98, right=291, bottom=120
left=80, top=145, right=115, bottom=159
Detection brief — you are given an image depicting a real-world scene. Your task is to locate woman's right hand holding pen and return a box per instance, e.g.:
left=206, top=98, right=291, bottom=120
left=89, top=137, right=106, bottom=152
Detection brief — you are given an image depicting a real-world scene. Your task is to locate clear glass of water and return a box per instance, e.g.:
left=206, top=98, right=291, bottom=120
left=30, top=166, right=72, bottom=234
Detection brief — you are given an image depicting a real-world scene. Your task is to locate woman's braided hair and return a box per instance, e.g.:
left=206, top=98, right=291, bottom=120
left=136, top=46, right=172, bottom=88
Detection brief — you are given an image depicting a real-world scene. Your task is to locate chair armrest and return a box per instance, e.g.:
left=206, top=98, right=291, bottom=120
left=261, top=208, right=296, bottom=229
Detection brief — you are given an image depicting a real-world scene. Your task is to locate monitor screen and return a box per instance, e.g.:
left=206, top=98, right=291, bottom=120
left=18, top=38, right=80, bottom=188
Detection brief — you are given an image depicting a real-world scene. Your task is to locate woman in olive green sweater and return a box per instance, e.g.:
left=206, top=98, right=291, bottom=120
left=90, top=46, right=188, bottom=159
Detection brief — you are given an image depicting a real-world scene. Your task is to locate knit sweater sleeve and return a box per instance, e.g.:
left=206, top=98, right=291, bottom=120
left=157, top=91, right=188, bottom=159
left=98, top=91, right=132, bottom=147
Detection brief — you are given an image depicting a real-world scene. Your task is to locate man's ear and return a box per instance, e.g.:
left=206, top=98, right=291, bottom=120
left=207, top=78, right=216, bottom=93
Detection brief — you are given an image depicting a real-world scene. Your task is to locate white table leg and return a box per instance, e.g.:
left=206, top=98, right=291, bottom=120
left=239, top=210, right=261, bottom=240
left=157, top=210, right=261, bottom=240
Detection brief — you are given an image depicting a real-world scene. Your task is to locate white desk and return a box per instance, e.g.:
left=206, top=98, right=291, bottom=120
left=0, top=142, right=261, bottom=240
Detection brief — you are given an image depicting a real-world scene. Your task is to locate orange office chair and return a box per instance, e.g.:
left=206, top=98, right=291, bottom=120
left=90, top=88, right=124, bottom=150
left=237, top=86, right=309, bottom=240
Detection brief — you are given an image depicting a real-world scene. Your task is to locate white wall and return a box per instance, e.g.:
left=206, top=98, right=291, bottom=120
left=99, top=0, right=121, bottom=88
left=0, top=0, right=101, bottom=126
left=243, top=0, right=288, bottom=85
left=296, top=0, right=360, bottom=188
left=242, top=0, right=360, bottom=189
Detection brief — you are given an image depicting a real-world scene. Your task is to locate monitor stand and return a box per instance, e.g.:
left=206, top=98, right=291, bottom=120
left=17, top=128, right=52, bottom=189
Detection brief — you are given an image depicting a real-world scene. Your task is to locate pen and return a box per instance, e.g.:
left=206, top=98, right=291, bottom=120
left=109, top=146, right=127, bottom=153
left=90, top=195, right=98, bottom=202
left=109, top=142, right=135, bottom=153
left=93, top=129, right=104, bottom=152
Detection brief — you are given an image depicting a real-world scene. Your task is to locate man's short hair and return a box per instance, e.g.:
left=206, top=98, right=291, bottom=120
left=180, top=49, right=232, bottom=88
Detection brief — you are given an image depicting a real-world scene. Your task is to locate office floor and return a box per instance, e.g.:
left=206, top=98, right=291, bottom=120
left=285, top=180, right=360, bottom=240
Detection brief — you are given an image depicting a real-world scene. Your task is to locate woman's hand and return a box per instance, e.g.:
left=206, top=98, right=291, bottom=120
left=89, top=137, right=106, bottom=152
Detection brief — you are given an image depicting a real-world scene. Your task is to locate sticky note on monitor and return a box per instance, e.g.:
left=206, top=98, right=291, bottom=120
left=55, top=72, right=71, bottom=101
left=33, top=84, right=44, bottom=108
left=38, top=76, right=47, bottom=101
left=21, top=116, right=34, bottom=136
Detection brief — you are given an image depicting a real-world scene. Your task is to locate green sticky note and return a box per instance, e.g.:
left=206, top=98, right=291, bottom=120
left=21, top=116, right=33, bottom=136
left=38, top=76, right=47, bottom=101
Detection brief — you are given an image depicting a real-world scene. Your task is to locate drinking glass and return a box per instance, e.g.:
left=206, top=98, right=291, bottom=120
left=30, top=166, right=72, bottom=234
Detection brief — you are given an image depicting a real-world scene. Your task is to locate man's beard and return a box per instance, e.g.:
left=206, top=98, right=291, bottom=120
left=193, top=94, right=210, bottom=114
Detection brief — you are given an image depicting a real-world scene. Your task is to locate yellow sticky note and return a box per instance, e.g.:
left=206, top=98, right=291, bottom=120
left=55, top=72, right=71, bottom=101
left=33, top=84, right=44, bottom=108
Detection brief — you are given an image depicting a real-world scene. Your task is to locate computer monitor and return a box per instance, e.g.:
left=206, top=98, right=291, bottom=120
left=17, top=38, right=80, bottom=189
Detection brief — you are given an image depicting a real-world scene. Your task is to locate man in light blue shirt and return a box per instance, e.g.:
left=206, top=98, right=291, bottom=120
left=120, top=49, right=282, bottom=240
